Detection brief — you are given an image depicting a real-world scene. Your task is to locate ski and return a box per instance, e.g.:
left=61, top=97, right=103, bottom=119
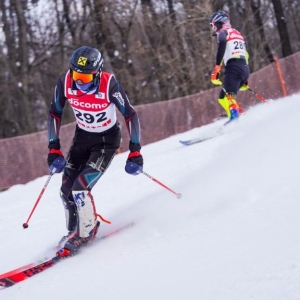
left=0, top=222, right=134, bottom=289
left=0, top=257, right=59, bottom=289
left=180, top=134, right=220, bottom=146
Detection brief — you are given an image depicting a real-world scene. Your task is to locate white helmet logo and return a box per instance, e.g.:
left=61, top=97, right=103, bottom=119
left=93, top=53, right=102, bottom=67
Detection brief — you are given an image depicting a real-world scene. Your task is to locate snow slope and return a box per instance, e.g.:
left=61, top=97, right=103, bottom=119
left=1, top=94, right=300, bottom=300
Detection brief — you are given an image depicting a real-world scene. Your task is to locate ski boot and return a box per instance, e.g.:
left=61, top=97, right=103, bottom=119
left=224, top=104, right=240, bottom=125
left=57, top=231, right=77, bottom=249
left=229, top=105, right=239, bottom=120
left=57, top=221, right=100, bottom=258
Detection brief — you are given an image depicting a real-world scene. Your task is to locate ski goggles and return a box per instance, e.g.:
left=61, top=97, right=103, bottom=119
left=72, top=71, right=93, bottom=84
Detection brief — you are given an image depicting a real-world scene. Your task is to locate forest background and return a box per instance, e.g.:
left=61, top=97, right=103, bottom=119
left=0, top=0, right=299, bottom=138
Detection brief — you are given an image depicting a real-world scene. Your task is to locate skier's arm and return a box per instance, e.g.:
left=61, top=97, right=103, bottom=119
left=47, top=74, right=67, bottom=143
left=109, top=76, right=141, bottom=146
left=215, top=30, right=228, bottom=65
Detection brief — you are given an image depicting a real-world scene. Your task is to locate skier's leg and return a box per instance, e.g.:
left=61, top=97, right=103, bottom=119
left=72, top=148, right=118, bottom=238
left=61, top=126, right=120, bottom=255
left=220, top=67, right=241, bottom=120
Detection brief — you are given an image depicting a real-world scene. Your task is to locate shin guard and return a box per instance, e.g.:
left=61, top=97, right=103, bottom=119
left=72, top=190, right=97, bottom=238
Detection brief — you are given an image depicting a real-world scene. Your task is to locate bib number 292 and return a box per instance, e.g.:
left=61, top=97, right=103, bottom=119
left=74, top=109, right=107, bottom=124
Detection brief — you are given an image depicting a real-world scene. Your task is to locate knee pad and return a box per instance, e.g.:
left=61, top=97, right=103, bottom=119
left=60, top=190, right=77, bottom=232
left=72, top=190, right=97, bottom=238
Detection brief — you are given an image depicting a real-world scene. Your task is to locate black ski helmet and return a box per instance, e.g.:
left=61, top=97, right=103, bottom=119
left=70, top=46, right=104, bottom=86
left=209, top=11, right=230, bottom=34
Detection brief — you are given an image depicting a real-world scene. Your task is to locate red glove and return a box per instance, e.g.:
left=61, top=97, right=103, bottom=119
left=47, top=139, right=64, bottom=167
left=127, top=151, right=143, bottom=168
left=211, top=65, right=222, bottom=85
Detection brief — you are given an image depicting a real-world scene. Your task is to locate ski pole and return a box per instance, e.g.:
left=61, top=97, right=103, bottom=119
left=22, top=172, right=54, bottom=228
left=23, top=156, right=66, bottom=229
left=221, top=86, right=243, bottom=110
left=247, top=87, right=267, bottom=103
left=221, top=87, right=236, bottom=106
left=125, top=162, right=182, bottom=198
left=141, top=170, right=182, bottom=198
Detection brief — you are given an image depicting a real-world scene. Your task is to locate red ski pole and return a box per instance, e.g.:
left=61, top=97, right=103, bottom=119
left=22, top=157, right=66, bottom=229
left=22, top=173, right=53, bottom=228
left=247, top=87, right=267, bottom=103
left=125, top=162, right=182, bottom=198
left=141, top=170, right=182, bottom=199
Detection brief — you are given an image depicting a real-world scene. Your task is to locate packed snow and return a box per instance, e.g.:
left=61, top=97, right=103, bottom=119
left=1, top=93, right=300, bottom=300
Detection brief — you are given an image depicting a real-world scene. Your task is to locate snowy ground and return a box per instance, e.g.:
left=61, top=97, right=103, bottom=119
left=1, top=93, right=300, bottom=300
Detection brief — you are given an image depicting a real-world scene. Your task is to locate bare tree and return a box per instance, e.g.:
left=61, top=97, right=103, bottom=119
left=251, top=0, right=274, bottom=64
left=0, top=0, right=300, bottom=139
left=271, top=0, right=293, bottom=57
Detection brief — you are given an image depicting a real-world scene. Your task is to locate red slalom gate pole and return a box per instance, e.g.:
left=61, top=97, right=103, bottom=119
left=141, top=170, right=182, bottom=199
left=22, top=173, right=53, bottom=229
